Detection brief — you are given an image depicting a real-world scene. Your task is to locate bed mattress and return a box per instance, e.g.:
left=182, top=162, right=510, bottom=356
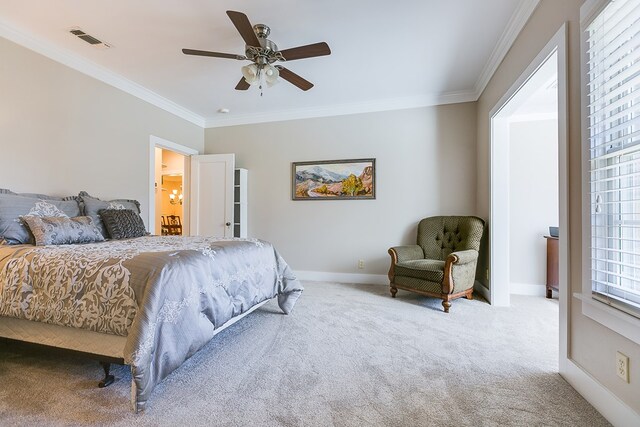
left=0, top=315, right=126, bottom=359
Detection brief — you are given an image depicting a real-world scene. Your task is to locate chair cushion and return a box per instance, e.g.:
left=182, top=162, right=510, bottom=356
left=395, top=259, right=445, bottom=283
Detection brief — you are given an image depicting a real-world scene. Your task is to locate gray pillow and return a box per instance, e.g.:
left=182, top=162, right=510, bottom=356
left=0, top=188, right=78, bottom=202
left=22, top=216, right=105, bottom=246
left=0, top=194, right=82, bottom=245
left=78, top=191, right=142, bottom=238
left=99, top=209, right=148, bottom=240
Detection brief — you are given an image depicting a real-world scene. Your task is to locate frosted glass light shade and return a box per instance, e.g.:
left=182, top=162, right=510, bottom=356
left=241, top=64, right=259, bottom=84
left=264, top=64, right=279, bottom=87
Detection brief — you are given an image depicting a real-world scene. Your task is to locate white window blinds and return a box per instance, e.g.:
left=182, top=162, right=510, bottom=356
left=588, top=0, right=640, bottom=317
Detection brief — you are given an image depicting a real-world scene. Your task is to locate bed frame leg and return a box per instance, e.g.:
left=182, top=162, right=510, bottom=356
left=98, top=362, right=115, bottom=388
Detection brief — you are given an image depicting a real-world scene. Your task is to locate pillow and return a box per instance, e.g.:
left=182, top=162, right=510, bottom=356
left=0, top=188, right=80, bottom=201
left=78, top=191, right=141, bottom=238
left=22, top=216, right=105, bottom=246
left=99, top=209, right=148, bottom=240
left=0, top=194, right=82, bottom=245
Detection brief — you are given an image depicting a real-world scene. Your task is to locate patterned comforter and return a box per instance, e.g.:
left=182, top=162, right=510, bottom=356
left=0, top=236, right=303, bottom=412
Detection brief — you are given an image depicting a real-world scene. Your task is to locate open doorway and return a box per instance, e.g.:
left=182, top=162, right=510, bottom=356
left=489, top=24, right=570, bottom=379
left=491, top=52, right=560, bottom=303
left=505, top=54, right=558, bottom=298
left=156, top=148, right=186, bottom=236
left=148, top=135, right=199, bottom=236
left=489, top=39, right=567, bottom=309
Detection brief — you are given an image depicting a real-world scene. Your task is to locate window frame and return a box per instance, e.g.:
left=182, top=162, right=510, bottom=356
left=579, top=0, right=640, bottom=345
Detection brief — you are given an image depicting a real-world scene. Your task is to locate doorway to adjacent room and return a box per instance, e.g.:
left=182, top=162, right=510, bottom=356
left=148, top=135, right=198, bottom=236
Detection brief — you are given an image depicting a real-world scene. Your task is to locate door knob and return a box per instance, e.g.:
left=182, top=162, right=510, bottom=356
left=226, top=222, right=231, bottom=226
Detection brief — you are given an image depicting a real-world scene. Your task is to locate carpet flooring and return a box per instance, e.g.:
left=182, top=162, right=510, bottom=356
left=0, top=282, right=609, bottom=426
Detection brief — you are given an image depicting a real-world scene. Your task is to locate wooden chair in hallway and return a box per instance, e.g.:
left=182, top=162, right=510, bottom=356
left=160, top=216, right=170, bottom=236
left=165, top=215, right=182, bottom=235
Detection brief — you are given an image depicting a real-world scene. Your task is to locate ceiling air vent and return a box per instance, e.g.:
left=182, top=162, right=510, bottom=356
left=68, top=27, right=111, bottom=49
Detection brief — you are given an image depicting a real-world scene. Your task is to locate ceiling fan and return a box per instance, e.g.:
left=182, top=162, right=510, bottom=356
left=182, top=10, right=331, bottom=93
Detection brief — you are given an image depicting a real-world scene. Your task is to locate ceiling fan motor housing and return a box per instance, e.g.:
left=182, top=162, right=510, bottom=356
left=245, top=24, right=282, bottom=65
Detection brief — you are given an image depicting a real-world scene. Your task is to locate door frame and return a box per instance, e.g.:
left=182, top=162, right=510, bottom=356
left=489, top=24, right=569, bottom=364
left=148, top=135, right=199, bottom=235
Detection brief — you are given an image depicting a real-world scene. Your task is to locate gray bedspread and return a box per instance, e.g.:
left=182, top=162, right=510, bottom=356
left=0, top=236, right=303, bottom=412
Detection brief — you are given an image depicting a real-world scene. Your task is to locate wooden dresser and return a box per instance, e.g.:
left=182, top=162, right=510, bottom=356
left=544, top=236, right=559, bottom=298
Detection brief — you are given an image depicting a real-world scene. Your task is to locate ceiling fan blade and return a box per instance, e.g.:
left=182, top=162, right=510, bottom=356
left=182, top=49, right=246, bottom=60
left=226, top=10, right=261, bottom=47
left=235, top=77, right=250, bottom=90
left=276, top=66, right=314, bottom=91
left=279, top=42, right=331, bottom=61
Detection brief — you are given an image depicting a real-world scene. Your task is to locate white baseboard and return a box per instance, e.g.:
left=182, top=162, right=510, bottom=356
left=295, top=270, right=388, bottom=285
left=297, top=274, right=496, bottom=297
left=295, top=274, right=545, bottom=299
left=562, top=358, right=640, bottom=427
left=475, top=281, right=491, bottom=301
left=510, top=282, right=547, bottom=296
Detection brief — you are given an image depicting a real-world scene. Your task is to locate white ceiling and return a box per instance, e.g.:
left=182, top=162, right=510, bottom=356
left=0, top=0, right=539, bottom=127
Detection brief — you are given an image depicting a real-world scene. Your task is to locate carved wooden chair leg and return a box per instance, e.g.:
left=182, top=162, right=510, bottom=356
left=98, top=362, right=115, bottom=388
left=442, top=300, right=451, bottom=313
left=390, top=285, right=398, bottom=298
left=465, top=289, right=474, bottom=300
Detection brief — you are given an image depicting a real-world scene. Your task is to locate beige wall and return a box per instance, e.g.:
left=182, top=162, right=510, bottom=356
left=509, top=119, right=558, bottom=291
left=160, top=176, right=184, bottom=226
left=162, top=149, right=186, bottom=175
left=0, top=36, right=203, bottom=224
left=205, top=103, right=478, bottom=275
left=476, top=0, right=640, bottom=413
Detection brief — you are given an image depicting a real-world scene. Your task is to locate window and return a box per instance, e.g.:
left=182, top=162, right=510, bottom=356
left=587, top=0, right=640, bottom=318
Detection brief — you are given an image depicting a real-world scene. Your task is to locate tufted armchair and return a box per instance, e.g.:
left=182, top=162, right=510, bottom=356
left=388, top=216, right=485, bottom=313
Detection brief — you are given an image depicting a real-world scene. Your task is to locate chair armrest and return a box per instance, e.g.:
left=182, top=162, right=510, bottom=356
left=443, top=250, right=479, bottom=294
left=448, top=249, right=478, bottom=265
left=388, top=245, right=423, bottom=283
left=388, top=245, right=424, bottom=263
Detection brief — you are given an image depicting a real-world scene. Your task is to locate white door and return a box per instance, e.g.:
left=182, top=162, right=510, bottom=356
left=190, top=153, right=235, bottom=237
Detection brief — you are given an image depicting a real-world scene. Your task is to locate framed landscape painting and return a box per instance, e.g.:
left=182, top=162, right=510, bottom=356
left=292, top=158, right=376, bottom=200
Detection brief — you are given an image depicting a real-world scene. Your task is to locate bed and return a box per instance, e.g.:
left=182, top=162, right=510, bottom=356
left=0, top=235, right=303, bottom=412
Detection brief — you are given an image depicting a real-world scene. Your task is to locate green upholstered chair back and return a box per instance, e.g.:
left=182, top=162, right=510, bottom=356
left=417, top=216, right=485, bottom=260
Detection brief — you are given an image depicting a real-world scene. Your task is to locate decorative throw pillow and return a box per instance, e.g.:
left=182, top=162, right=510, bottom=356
left=0, top=194, right=82, bottom=245
left=21, top=216, right=105, bottom=246
left=78, top=191, right=141, bottom=238
left=0, top=188, right=78, bottom=201
left=99, top=209, right=148, bottom=240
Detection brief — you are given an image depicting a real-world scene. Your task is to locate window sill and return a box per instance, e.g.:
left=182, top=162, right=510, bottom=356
left=574, top=292, right=640, bottom=345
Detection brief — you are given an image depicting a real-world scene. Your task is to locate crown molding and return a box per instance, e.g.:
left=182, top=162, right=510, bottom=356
left=473, top=0, right=541, bottom=99
left=204, top=90, right=476, bottom=128
left=0, top=19, right=206, bottom=127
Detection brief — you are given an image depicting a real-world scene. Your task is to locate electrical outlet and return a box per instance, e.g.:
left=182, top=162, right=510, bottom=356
left=616, top=351, right=629, bottom=383
left=358, top=259, right=364, bottom=269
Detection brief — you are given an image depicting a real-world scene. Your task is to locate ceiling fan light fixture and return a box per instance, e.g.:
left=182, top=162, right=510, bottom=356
left=241, top=63, right=259, bottom=84
left=264, top=64, right=279, bottom=87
